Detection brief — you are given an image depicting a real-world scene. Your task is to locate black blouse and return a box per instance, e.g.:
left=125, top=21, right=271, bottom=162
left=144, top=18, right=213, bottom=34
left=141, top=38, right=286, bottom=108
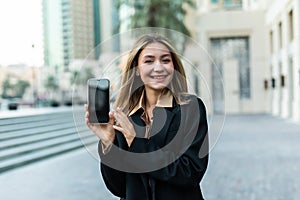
left=99, top=95, right=209, bottom=200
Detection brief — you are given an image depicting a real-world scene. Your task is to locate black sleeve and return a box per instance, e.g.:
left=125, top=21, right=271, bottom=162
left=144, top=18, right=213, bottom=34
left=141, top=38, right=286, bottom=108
left=99, top=131, right=129, bottom=198
left=127, top=97, right=209, bottom=187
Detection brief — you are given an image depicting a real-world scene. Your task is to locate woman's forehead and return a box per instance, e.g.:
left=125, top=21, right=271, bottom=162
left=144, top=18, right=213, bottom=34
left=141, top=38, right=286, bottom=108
left=141, top=42, right=170, bottom=55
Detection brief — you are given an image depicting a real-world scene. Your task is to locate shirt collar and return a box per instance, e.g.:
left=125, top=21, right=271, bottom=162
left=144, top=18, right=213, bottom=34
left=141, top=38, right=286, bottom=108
left=129, top=90, right=173, bottom=116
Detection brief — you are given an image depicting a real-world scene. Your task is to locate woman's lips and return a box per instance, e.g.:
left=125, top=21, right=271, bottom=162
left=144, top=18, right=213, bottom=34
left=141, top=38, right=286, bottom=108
left=150, top=75, right=168, bottom=79
left=149, top=75, right=168, bottom=82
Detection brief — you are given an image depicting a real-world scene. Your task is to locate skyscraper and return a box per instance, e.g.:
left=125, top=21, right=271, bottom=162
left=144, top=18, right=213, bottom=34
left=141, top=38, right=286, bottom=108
left=43, top=0, right=102, bottom=72
left=43, top=0, right=64, bottom=72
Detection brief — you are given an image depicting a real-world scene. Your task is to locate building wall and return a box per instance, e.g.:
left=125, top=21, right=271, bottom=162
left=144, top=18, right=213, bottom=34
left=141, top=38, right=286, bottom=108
left=266, top=0, right=300, bottom=121
left=196, top=9, right=269, bottom=114
left=68, top=0, right=95, bottom=67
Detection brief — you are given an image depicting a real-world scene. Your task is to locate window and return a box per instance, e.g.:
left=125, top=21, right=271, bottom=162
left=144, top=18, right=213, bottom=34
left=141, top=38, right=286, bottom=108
left=210, top=0, right=242, bottom=10
left=270, top=30, right=273, bottom=53
left=288, top=58, right=294, bottom=100
left=278, top=22, right=283, bottom=49
left=299, top=70, right=300, bottom=86
left=194, top=74, right=200, bottom=96
left=289, top=9, right=294, bottom=42
left=224, top=0, right=242, bottom=9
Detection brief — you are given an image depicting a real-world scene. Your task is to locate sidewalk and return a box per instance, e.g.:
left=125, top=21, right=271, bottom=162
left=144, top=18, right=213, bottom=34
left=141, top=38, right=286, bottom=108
left=0, top=106, right=76, bottom=119
left=202, top=114, right=300, bottom=200
left=0, top=148, right=117, bottom=200
left=0, top=114, right=299, bottom=200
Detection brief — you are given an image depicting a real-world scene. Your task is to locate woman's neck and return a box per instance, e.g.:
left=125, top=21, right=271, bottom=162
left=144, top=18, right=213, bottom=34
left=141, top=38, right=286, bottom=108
left=144, top=88, right=162, bottom=109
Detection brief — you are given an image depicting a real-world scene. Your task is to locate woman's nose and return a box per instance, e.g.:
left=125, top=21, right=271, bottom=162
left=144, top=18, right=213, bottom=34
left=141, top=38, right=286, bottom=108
left=153, top=61, right=164, bottom=71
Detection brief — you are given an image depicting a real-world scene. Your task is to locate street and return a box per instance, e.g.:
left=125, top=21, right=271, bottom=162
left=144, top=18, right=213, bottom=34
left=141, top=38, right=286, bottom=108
left=0, top=111, right=300, bottom=199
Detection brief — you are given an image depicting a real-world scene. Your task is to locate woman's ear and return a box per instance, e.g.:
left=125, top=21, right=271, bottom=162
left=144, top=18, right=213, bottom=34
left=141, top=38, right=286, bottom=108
left=136, top=70, right=140, bottom=76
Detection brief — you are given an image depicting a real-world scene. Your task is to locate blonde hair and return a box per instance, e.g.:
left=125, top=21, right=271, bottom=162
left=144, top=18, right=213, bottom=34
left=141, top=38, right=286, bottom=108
left=114, top=34, right=188, bottom=114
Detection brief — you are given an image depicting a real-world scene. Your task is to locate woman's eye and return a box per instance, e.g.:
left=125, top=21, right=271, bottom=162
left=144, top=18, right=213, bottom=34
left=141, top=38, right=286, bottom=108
left=162, top=59, right=171, bottom=63
left=145, top=60, right=153, bottom=63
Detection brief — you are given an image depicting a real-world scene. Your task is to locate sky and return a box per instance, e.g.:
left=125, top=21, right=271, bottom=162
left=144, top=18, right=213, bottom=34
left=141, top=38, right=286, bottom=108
left=0, top=0, right=43, bottom=66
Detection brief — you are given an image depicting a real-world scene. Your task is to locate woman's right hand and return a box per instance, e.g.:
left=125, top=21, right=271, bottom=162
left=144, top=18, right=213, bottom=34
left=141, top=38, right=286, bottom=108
left=84, top=104, right=115, bottom=146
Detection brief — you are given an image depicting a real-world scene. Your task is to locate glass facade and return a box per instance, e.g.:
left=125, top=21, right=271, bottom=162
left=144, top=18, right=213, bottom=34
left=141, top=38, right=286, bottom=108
left=210, top=37, right=251, bottom=103
left=43, top=0, right=64, bottom=70
left=112, top=0, right=120, bottom=52
left=62, top=0, right=71, bottom=69
left=93, top=0, right=101, bottom=58
left=210, top=0, right=243, bottom=10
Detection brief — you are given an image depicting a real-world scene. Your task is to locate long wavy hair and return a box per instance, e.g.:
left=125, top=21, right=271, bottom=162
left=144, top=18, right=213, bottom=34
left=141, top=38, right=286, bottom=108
left=114, top=34, right=188, bottom=115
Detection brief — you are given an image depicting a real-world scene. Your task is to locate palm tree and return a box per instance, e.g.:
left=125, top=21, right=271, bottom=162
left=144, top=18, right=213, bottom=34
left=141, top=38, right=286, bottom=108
left=70, top=67, right=95, bottom=104
left=1, top=78, right=30, bottom=98
left=44, top=75, right=60, bottom=106
left=1, top=78, right=12, bottom=98
left=44, top=75, right=59, bottom=91
left=70, top=67, right=94, bottom=86
left=117, top=0, right=195, bottom=51
left=15, top=80, right=30, bottom=98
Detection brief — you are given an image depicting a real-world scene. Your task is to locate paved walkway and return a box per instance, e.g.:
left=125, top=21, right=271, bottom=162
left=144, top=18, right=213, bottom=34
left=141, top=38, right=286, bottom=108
left=0, top=106, right=76, bottom=119
left=202, top=114, right=300, bottom=200
left=0, top=148, right=117, bottom=200
left=0, top=114, right=300, bottom=200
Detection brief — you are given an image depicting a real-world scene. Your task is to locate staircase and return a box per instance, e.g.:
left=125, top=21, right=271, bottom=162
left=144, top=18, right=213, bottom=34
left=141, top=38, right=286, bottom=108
left=0, top=109, right=97, bottom=173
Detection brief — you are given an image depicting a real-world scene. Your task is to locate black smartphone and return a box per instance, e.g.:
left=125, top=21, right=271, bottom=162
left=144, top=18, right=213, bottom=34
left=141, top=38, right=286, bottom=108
left=87, top=78, right=110, bottom=124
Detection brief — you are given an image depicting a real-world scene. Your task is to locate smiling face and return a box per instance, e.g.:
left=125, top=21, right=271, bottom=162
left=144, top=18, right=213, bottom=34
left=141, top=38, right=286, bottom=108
left=137, top=42, right=174, bottom=92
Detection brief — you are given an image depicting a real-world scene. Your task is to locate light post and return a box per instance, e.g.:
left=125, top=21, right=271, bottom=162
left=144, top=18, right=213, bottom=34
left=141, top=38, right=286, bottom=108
left=31, top=43, right=38, bottom=107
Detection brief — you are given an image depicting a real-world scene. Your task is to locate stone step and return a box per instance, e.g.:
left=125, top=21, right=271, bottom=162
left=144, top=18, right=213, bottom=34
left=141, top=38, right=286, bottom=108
left=0, top=116, right=73, bottom=133
left=0, top=112, right=72, bottom=126
left=0, top=110, right=96, bottom=174
left=0, top=137, right=97, bottom=173
left=0, top=126, right=87, bottom=149
left=0, top=131, right=92, bottom=160
left=0, top=122, right=78, bottom=141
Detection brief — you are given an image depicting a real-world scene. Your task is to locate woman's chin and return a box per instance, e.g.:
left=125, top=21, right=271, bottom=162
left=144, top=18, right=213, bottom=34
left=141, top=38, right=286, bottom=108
left=145, top=83, right=169, bottom=91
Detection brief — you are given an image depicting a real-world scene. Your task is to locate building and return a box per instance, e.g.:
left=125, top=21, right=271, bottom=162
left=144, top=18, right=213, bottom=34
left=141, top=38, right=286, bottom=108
left=190, top=0, right=300, bottom=121
left=43, top=0, right=64, bottom=72
left=265, top=0, right=300, bottom=121
left=41, top=0, right=300, bottom=121
left=42, top=0, right=120, bottom=104
left=43, top=0, right=96, bottom=72
left=42, top=0, right=119, bottom=73
left=195, top=0, right=269, bottom=115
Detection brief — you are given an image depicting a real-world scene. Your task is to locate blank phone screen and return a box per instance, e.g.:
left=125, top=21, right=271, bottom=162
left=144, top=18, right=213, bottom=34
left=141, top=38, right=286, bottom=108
left=88, top=79, right=110, bottom=123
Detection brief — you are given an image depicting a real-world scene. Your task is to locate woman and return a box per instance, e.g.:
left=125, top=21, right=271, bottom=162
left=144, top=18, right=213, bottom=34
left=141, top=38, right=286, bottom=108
left=85, top=34, right=209, bottom=200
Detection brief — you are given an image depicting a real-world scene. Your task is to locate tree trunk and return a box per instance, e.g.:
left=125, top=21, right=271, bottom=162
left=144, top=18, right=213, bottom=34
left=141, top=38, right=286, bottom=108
left=148, top=4, right=156, bottom=27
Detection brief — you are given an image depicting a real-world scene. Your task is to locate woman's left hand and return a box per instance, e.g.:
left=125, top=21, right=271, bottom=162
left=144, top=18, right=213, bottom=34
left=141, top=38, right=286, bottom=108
left=113, top=107, right=136, bottom=147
